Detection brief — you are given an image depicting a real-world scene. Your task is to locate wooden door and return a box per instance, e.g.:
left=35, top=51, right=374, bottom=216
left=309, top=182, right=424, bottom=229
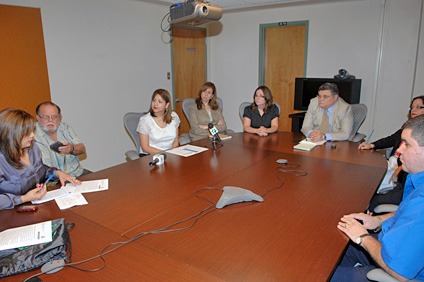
left=172, top=27, right=206, bottom=134
left=260, top=22, right=308, bottom=132
left=0, top=4, right=51, bottom=116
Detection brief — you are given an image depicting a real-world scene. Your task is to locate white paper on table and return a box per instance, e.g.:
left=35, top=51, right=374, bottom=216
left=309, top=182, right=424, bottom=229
left=166, top=145, right=208, bottom=157
left=55, top=193, right=88, bottom=210
left=65, top=179, right=108, bottom=194
left=32, top=187, right=71, bottom=204
left=0, top=221, right=52, bottom=251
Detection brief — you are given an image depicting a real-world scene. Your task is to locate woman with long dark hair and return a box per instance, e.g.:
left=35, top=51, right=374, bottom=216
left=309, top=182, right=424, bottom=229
left=189, top=82, right=227, bottom=141
left=0, top=108, right=79, bottom=210
left=137, top=89, right=180, bottom=155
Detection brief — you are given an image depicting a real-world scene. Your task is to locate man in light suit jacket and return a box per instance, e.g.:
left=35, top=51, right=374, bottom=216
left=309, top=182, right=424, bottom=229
left=301, top=83, right=353, bottom=141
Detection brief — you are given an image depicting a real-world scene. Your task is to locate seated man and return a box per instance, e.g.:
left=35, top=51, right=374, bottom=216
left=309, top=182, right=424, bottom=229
left=330, top=115, right=424, bottom=281
left=35, top=102, right=91, bottom=178
left=301, top=82, right=353, bottom=142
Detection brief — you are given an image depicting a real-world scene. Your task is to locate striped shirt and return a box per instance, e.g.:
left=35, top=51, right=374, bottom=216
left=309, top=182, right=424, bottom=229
left=34, top=122, right=84, bottom=177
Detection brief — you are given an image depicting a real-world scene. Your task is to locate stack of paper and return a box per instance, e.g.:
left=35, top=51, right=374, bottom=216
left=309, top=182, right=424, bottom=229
left=32, top=179, right=109, bottom=210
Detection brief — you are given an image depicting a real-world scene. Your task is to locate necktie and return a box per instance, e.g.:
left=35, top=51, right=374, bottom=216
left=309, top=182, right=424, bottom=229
left=320, top=109, right=329, bottom=133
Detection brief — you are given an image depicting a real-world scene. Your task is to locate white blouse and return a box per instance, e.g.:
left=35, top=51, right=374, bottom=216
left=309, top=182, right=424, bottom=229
left=136, top=112, right=180, bottom=154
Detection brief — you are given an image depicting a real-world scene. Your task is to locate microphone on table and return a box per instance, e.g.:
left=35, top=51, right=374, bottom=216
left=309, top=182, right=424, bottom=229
left=208, top=123, right=221, bottom=142
left=149, top=153, right=167, bottom=167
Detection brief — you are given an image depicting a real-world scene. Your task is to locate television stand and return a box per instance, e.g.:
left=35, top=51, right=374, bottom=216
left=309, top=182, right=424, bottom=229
left=289, top=112, right=306, bottom=132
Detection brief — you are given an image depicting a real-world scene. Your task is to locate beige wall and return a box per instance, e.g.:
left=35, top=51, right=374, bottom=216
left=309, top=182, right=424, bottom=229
left=0, top=0, right=422, bottom=171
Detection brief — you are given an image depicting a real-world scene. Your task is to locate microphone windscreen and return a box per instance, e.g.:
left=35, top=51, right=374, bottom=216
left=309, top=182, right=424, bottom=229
left=208, top=123, right=213, bottom=129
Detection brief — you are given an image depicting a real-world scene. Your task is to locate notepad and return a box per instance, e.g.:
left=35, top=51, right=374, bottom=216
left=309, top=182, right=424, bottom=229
left=293, top=139, right=325, bottom=151
left=209, top=133, right=232, bottom=140
left=294, top=141, right=317, bottom=151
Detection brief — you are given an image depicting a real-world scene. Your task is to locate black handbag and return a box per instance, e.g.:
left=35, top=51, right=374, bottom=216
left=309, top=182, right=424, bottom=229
left=0, top=218, right=72, bottom=277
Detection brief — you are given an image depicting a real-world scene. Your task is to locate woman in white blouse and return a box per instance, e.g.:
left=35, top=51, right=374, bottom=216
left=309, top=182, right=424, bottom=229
left=137, top=89, right=180, bottom=155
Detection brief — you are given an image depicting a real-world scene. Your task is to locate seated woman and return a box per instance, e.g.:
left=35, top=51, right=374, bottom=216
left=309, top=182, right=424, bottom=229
left=359, top=95, right=424, bottom=213
left=0, top=108, right=80, bottom=210
left=189, top=82, right=227, bottom=141
left=243, top=86, right=279, bottom=136
left=137, top=89, right=180, bottom=155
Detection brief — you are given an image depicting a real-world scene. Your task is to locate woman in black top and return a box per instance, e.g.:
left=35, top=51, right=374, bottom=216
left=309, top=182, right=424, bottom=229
left=243, top=86, right=279, bottom=136
left=359, top=96, right=424, bottom=212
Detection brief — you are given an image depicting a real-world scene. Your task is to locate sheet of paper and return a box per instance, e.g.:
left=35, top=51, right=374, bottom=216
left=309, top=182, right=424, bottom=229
left=55, top=193, right=88, bottom=210
left=32, top=187, right=70, bottom=204
left=166, top=145, right=208, bottom=157
left=0, top=221, right=52, bottom=251
left=65, top=179, right=108, bottom=193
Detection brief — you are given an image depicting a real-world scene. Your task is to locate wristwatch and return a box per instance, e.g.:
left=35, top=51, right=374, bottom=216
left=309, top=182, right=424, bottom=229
left=356, top=234, right=371, bottom=245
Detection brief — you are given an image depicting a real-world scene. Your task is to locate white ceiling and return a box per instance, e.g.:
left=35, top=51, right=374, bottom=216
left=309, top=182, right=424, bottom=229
left=136, top=0, right=351, bottom=11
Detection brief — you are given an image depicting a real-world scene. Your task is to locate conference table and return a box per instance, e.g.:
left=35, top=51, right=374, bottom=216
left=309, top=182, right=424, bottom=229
left=0, top=132, right=387, bottom=281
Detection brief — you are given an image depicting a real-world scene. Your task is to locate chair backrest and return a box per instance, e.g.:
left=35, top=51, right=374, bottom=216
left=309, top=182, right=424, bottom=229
left=183, top=97, right=224, bottom=122
left=182, top=98, right=196, bottom=122
left=216, top=97, right=224, bottom=110
left=349, top=104, right=367, bottom=141
left=239, top=102, right=281, bottom=123
left=239, top=102, right=251, bottom=122
left=123, top=112, right=144, bottom=154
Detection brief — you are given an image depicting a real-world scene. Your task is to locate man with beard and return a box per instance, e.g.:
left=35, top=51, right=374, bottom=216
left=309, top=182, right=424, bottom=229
left=35, top=102, right=90, bottom=178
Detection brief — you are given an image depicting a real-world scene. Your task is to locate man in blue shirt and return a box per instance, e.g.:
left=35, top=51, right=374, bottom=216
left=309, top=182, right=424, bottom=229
left=331, top=115, right=424, bottom=281
left=301, top=83, right=353, bottom=142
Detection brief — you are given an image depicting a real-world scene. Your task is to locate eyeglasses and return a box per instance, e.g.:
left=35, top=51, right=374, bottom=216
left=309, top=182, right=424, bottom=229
left=409, top=106, right=424, bottom=111
left=317, top=94, right=333, bottom=100
left=38, top=115, right=59, bottom=120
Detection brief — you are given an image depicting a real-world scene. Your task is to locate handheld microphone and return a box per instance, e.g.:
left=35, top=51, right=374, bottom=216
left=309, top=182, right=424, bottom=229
left=208, top=123, right=221, bottom=142
left=149, top=153, right=167, bottom=167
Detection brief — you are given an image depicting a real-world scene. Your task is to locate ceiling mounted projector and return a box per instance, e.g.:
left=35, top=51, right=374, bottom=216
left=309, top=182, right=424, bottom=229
left=170, top=0, right=223, bottom=26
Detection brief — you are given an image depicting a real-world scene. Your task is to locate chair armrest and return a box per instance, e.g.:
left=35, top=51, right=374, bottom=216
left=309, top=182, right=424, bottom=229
left=351, top=133, right=366, bottom=143
left=367, top=268, right=420, bottom=282
left=374, top=204, right=399, bottom=214
left=125, top=150, right=140, bottom=161
left=367, top=268, right=400, bottom=282
left=179, top=133, right=191, bottom=145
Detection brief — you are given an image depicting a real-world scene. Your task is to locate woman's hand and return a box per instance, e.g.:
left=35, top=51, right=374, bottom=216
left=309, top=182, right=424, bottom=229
left=257, top=126, right=268, bottom=136
left=56, top=170, right=81, bottom=187
left=358, top=142, right=374, bottom=150
left=21, top=185, right=47, bottom=203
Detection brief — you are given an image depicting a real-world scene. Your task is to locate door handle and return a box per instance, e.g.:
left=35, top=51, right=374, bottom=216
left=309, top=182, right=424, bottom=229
left=176, top=98, right=183, bottom=102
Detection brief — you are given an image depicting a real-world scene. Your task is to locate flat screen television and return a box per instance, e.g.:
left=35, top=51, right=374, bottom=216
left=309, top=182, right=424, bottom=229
left=294, top=78, right=361, bottom=111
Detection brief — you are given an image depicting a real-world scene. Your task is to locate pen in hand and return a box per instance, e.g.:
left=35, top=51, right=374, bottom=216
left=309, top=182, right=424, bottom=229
left=42, top=174, right=54, bottom=189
